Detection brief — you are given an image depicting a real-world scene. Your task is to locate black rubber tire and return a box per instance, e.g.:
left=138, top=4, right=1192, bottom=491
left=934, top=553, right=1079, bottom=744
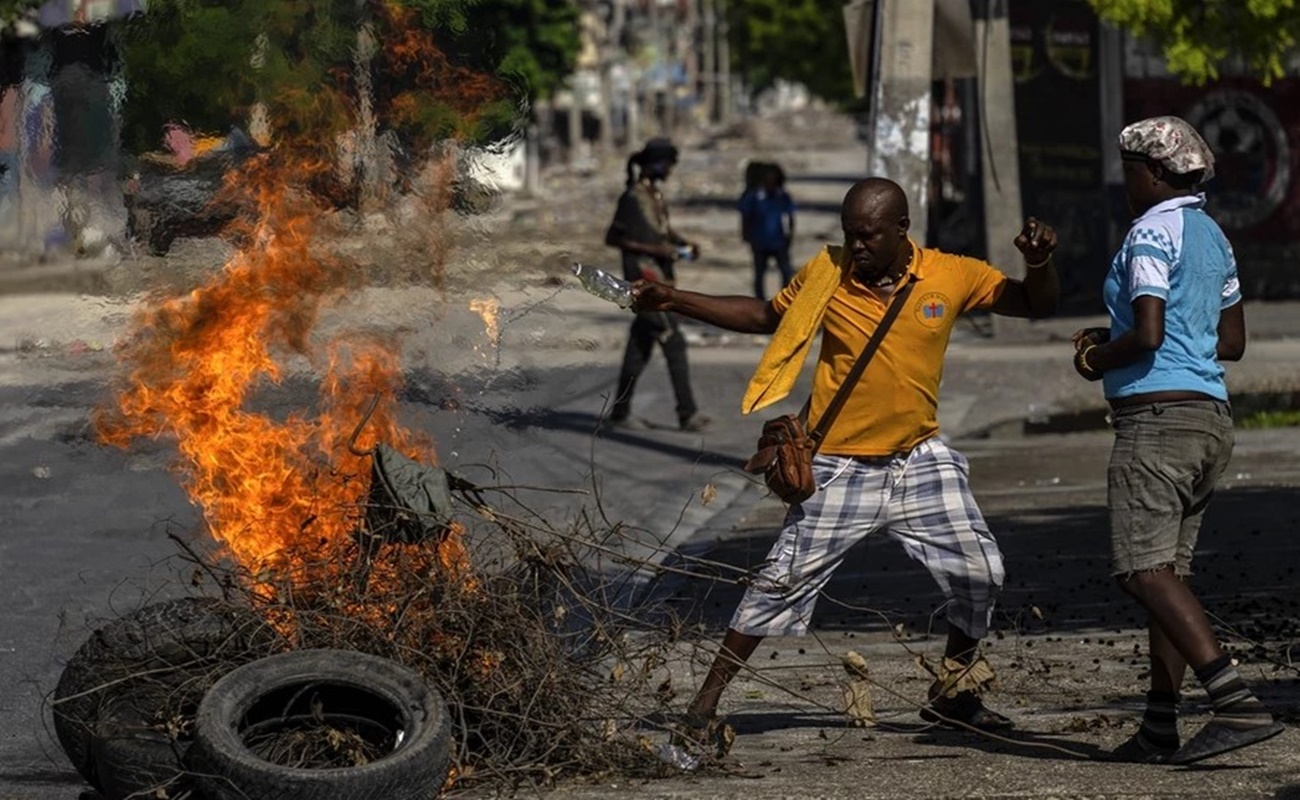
left=52, top=596, right=282, bottom=791
left=92, top=693, right=191, bottom=800
left=187, top=649, right=452, bottom=800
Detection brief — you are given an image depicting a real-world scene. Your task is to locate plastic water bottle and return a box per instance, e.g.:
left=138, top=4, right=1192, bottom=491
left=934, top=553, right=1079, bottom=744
left=571, top=262, right=633, bottom=308
left=654, top=742, right=701, bottom=771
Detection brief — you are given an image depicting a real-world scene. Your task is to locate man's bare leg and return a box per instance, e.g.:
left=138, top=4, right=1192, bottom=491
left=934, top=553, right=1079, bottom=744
left=686, top=628, right=763, bottom=721
left=944, top=627, right=978, bottom=664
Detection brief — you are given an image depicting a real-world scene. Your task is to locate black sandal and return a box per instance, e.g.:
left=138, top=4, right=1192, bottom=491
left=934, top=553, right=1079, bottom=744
left=1169, top=720, right=1286, bottom=765
left=920, top=690, right=1015, bottom=731
left=1109, top=732, right=1177, bottom=763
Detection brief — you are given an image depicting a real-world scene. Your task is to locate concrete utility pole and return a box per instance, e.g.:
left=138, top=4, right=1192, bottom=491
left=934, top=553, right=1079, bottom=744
left=701, top=0, right=716, bottom=123
left=643, top=0, right=660, bottom=135
left=600, top=0, right=628, bottom=153
left=682, top=0, right=698, bottom=124
left=867, top=0, right=935, bottom=245
left=1098, top=19, right=1125, bottom=245
left=717, top=0, right=731, bottom=123
left=973, top=0, right=1023, bottom=281
left=661, top=1, right=677, bottom=134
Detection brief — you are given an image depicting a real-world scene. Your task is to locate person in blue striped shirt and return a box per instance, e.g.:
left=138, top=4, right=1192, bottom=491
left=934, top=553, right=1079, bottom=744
left=1072, top=116, right=1283, bottom=765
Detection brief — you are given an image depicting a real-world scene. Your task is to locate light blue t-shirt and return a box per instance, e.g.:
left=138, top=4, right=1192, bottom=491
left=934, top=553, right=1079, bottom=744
left=1102, top=194, right=1242, bottom=401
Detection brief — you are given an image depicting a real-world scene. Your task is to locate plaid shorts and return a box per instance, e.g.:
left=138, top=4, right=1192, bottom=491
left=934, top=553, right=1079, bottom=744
left=731, top=437, right=1005, bottom=639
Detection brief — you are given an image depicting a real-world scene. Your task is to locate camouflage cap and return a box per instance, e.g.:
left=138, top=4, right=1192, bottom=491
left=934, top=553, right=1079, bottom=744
left=1118, top=116, right=1215, bottom=182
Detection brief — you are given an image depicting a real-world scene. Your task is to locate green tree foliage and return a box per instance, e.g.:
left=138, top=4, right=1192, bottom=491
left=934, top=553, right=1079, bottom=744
left=393, top=0, right=476, bottom=33
left=1088, top=0, right=1300, bottom=84
left=447, top=0, right=581, bottom=102
left=113, top=0, right=577, bottom=154
left=117, top=0, right=274, bottom=152
left=727, top=0, right=855, bottom=104
left=0, top=0, right=43, bottom=24
left=117, top=0, right=385, bottom=151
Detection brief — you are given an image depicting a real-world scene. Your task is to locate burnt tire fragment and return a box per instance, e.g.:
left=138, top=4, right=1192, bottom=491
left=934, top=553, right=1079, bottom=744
left=187, top=649, right=452, bottom=800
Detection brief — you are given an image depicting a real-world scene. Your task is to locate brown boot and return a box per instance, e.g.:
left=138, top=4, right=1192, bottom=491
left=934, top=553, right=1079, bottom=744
left=918, top=656, right=1014, bottom=731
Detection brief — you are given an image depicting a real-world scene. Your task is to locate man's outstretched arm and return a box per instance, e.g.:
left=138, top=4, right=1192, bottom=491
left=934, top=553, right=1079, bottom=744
left=631, top=281, right=781, bottom=334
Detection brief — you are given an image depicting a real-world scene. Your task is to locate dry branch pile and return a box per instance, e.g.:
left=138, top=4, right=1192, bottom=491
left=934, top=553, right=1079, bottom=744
left=168, top=481, right=705, bottom=793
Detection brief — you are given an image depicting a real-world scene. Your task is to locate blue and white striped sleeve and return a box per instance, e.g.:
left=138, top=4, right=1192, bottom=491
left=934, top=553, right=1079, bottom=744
left=1124, top=223, right=1178, bottom=302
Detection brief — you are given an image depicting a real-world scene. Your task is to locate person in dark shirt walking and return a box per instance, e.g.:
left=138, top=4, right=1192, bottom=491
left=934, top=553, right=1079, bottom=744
left=603, top=137, right=709, bottom=432
left=738, top=162, right=795, bottom=300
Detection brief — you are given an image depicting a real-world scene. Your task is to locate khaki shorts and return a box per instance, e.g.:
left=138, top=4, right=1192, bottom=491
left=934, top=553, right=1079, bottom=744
left=1107, top=400, right=1234, bottom=576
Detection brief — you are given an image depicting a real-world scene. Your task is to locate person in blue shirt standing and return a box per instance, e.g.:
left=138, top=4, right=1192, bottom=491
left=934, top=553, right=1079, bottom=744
left=738, top=162, right=795, bottom=300
left=1072, top=116, right=1283, bottom=765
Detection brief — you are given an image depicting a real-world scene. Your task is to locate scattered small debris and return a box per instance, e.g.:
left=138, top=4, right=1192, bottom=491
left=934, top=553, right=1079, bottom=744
left=68, top=339, right=105, bottom=355
left=700, top=483, right=718, bottom=506
left=1059, top=714, right=1120, bottom=733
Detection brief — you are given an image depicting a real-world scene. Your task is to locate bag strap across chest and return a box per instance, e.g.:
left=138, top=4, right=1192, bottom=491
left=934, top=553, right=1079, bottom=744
left=804, top=274, right=917, bottom=455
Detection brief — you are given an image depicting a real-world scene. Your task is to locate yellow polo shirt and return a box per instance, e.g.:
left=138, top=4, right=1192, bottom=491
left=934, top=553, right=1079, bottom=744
left=771, top=245, right=1008, bottom=456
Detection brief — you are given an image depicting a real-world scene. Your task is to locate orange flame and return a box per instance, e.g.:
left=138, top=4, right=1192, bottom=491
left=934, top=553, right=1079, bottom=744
left=95, top=156, right=431, bottom=580
left=469, top=297, right=501, bottom=347
left=94, top=5, right=505, bottom=587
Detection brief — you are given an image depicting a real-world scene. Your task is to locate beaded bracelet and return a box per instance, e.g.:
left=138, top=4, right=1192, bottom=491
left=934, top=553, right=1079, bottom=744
left=1079, top=344, right=1098, bottom=372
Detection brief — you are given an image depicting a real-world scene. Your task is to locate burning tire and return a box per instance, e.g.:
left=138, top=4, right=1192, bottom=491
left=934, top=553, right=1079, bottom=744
left=187, top=649, right=452, bottom=800
left=51, top=596, right=283, bottom=793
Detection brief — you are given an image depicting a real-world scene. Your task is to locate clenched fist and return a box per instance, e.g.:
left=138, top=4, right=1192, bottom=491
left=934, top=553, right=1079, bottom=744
left=1014, top=217, right=1058, bottom=266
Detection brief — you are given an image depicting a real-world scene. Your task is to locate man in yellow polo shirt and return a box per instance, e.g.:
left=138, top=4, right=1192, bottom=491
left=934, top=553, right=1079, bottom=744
left=631, top=177, right=1059, bottom=741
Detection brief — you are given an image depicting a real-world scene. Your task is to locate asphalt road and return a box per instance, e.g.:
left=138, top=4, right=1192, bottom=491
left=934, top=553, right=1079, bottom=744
left=0, top=288, right=796, bottom=797
left=4, top=291, right=1299, bottom=797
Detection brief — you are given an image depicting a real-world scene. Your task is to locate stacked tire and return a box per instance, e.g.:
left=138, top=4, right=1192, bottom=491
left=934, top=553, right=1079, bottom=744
left=53, top=599, right=451, bottom=800
left=52, top=597, right=283, bottom=798
left=186, top=650, right=452, bottom=800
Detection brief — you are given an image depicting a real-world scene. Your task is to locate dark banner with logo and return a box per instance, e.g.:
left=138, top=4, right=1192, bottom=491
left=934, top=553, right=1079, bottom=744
left=1125, top=78, right=1300, bottom=297
left=1010, top=0, right=1109, bottom=313
left=1125, top=79, right=1300, bottom=242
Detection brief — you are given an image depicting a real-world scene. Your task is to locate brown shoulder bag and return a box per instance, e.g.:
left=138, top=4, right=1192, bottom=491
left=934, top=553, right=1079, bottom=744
left=743, top=276, right=916, bottom=504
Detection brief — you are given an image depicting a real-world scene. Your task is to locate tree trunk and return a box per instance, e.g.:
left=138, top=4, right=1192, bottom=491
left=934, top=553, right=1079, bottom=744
left=354, top=18, right=381, bottom=209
